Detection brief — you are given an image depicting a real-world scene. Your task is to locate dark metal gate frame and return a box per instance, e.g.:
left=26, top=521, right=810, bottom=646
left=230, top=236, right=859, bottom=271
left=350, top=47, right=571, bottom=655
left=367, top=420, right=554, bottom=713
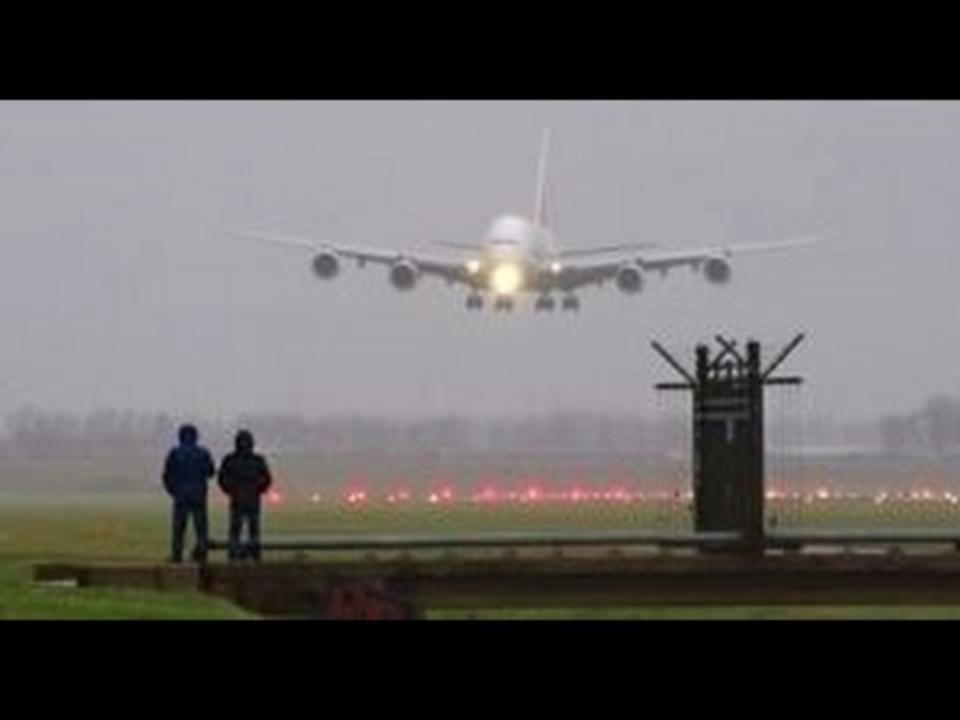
left=653, top=334, right=805, bottom=552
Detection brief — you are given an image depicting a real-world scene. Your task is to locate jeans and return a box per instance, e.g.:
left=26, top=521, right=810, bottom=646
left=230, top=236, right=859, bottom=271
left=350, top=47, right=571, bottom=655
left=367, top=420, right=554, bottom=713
left=171, top=498, right=208, bottom=563
left=228, top=503, right=261, bottom=561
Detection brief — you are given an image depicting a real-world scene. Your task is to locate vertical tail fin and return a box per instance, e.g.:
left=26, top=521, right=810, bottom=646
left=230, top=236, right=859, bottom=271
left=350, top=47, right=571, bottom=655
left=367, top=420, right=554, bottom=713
left=534, top=128, right=551, bottom=227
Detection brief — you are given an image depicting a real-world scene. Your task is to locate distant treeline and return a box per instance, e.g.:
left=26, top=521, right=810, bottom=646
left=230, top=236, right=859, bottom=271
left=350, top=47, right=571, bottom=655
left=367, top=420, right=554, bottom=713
left=1, top=407, right=689, bottom=460
left=1, top=398, right=958, bottom=461
left=878, top=395, right=960, bottom=458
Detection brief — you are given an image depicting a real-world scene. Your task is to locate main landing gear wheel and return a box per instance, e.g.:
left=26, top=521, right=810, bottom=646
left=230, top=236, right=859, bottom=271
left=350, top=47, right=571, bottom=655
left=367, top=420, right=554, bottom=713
left=561, top=295, right=581, bottom=312
left=466, top=294, right=484, bottom=310
left=534, top=296, right=556, bottom=312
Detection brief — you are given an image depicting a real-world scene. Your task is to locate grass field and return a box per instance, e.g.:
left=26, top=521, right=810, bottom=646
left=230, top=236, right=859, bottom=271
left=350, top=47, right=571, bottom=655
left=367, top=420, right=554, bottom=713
left=2, top=450, right=960, bottom=619
left=7, top=488, right=960, bottom=619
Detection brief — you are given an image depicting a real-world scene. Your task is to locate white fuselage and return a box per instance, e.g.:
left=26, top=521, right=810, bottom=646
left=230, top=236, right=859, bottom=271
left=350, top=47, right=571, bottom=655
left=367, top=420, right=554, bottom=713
left=469, top=215, right=559, bottom=296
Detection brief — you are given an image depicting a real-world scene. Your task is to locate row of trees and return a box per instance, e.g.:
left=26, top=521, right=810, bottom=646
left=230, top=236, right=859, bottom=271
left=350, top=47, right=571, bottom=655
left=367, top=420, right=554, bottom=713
left=0, top=407, right=689, bottom=460
left=3, top=398, right=957, bottom=460
left=878, top=395, right=960, bottom=457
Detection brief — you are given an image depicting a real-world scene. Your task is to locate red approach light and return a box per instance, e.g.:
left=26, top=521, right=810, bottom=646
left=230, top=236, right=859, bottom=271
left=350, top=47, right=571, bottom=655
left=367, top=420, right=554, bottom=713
left=346, top=490, right=368, bottom=505
left=473, top=486, right=501, bottom=504
left=267, top=490, right=283, bottom=506
left=387, top=480, right=412, bottom=504
left=386, top=489, right=409, bottom=504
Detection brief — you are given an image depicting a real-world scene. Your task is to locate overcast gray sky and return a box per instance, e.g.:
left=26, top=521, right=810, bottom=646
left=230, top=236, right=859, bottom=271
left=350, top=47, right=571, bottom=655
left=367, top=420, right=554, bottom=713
left=0, top=100, right=957, bottom=421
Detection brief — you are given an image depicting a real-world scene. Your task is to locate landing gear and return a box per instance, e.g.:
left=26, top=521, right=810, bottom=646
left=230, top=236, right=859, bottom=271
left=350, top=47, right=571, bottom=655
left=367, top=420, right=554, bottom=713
left=534, top=295, right=556, bottom=313
left=466, top=294, right=571, bottom=313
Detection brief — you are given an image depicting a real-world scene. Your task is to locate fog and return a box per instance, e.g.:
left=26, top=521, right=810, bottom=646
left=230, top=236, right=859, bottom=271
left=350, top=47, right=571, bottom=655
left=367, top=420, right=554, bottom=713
left=1, top=101, right=958, bottom=423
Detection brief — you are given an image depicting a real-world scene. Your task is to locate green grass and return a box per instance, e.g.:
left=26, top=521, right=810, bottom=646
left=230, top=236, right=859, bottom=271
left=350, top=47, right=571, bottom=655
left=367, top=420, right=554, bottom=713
left=5, top=488, right=960, bottom=619
left=0, top=561, right=252, bottom=620
left=0, top=498, right=254, bottom=619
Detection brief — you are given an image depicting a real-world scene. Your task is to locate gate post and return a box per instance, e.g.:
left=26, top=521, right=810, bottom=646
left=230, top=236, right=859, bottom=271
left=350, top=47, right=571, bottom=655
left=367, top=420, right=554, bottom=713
left=654, top=335, right=805, bottom=553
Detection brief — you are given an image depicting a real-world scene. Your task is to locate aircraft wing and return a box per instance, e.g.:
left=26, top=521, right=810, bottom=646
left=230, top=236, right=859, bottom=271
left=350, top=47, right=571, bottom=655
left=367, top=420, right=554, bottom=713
left=636, top=237, right=819, bottom=272
left=556, top=243, right=657, bottom=260
left=554, top=237, right=819, bottom=291
left=230, top=230, right=473, bottom=285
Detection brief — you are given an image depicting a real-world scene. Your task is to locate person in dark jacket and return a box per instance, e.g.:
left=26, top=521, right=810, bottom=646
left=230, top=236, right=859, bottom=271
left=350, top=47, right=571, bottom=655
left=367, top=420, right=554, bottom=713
left=162, top=424, right=216, bottom=564
left=218, top=430, right=272, bottom=562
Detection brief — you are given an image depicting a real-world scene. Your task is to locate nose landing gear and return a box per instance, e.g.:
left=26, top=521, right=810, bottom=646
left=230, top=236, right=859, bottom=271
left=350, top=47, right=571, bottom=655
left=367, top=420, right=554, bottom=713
left=561, top=295, right=581, bottom=312
left=493, top=296, right=515, bottom=312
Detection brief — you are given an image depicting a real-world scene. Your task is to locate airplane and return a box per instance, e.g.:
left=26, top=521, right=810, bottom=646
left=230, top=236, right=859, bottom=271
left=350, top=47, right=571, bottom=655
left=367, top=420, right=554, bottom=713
left=231, top=130, right=817, bottom=313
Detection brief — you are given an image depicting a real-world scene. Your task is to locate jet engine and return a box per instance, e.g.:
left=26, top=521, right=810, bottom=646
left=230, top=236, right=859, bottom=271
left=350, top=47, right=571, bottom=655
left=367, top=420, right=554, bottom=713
left=704, top=258, right=732, bottom=285
left=615, top=264, right=644, bottom=294
left=312, top=252, right=340, bottom=279
left=389, top=260, right=420, bottom=291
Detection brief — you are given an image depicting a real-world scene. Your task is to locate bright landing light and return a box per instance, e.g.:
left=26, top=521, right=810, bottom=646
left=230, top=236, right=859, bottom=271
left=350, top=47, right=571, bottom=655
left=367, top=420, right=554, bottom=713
left=490, top=263, right=523, bottom=295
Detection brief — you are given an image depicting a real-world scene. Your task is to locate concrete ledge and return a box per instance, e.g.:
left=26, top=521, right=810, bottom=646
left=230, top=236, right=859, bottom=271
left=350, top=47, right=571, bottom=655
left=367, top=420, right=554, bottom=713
left=33, top=550, right=960, bottom=616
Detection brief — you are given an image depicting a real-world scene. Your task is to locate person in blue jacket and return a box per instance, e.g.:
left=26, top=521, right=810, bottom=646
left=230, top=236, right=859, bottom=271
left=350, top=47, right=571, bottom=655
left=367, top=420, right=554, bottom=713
left=162, top=424, right=216, bottom=564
